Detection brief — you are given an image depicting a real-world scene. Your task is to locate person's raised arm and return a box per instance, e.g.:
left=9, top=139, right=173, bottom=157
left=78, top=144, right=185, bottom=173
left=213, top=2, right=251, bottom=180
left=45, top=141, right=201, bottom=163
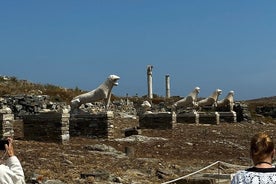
left=5, top=137, right=25, bottom=184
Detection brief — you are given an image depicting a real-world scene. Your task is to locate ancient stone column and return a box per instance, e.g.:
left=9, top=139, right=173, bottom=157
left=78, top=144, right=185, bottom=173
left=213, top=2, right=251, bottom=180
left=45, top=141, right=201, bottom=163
left=165, top=74, right=170, bottom=98
left=147, top=65, right=153, bottom=99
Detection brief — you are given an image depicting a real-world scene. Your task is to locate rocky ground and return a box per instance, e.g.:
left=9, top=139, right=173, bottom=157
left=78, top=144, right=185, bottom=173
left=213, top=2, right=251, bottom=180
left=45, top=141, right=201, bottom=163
left=10, top=117, right=276, bottom=184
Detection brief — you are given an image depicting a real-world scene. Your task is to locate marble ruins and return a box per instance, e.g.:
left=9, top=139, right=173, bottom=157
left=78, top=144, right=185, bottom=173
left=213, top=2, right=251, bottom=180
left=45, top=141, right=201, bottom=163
left=141, top=65, right=237, bottom=127
left=147, top=65, right=153, bottom=99
left=71, top=74, right=120, bottom=111
left=197, top=88, right=222, bottom=109
left=173, top=87, right=200, bottom=110
left=217, top=90, right=235, bottom=111
left=165, top=75, right=170, bottom=98
left=0, top=66, right=250, bottom=144
left=173, top=87, right=236, bottom=125
left=141, top=100, right=152, bottom=114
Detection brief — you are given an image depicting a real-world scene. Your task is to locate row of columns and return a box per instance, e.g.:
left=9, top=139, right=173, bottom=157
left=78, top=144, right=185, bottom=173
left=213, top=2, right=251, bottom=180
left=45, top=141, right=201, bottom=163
left=147, top=65, right=171, bottom=99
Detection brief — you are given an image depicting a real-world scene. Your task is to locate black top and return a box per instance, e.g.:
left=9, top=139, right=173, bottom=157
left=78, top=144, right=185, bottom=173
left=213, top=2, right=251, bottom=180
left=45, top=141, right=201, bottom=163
left=246, top=167, right=276, bottom=173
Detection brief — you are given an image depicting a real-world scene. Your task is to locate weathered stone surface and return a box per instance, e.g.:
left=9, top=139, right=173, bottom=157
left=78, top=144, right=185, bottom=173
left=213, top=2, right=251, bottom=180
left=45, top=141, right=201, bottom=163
left=216, top=90, right=235, bottom=111
left=0, top=113, right=14, bottom=138
left=70, top=111, right=114, bottom=139
left=177, top=112, right=199, bottom=124
left=218, top=111, right=237, bottom=123
left=139, top=112, right=176, bottom=129
left=198, top=89, right=222, bottom=109
left=173, top=87, right=200, bottom=110
left=71, top=75, right=120, bottom=110
left=198, top=112, right=220, bottom=125
left=256, top=106, right=276, bottom=118
left=22, top=112, right=70, bottom=144
left=0, top=95, right=67, bottom=119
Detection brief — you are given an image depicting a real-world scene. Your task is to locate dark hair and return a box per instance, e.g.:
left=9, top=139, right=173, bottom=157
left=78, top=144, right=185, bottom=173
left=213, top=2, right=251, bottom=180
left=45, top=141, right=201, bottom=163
left=250, top=132, right=274, bottom=164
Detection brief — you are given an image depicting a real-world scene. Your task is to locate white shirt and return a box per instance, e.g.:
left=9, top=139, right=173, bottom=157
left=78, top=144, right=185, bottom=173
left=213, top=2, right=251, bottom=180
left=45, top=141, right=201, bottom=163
left=231, top=167, right=276, bottom=184
left=0, top=156, right=25, bottom=184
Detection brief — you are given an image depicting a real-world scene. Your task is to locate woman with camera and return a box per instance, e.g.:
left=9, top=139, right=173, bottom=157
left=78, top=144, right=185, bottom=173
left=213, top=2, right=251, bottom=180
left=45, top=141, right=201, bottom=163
left=0, top=137, right=25, bottom=184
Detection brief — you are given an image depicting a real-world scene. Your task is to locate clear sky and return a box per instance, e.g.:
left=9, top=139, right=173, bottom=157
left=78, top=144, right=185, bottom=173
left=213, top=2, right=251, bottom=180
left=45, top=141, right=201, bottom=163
left=0, top=1, right=276, bottom=100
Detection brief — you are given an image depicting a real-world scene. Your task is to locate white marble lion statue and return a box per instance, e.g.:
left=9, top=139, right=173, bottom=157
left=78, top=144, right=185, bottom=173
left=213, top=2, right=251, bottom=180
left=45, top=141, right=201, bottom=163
left=197, top=88, right=222, bottom=108
left=217, top=90, right=235, bottom=111
left=141, top=100, right=152, bottom=114
left=70, top=74, right=120, bottom=111
left=173, top=87, right=200, bottom=110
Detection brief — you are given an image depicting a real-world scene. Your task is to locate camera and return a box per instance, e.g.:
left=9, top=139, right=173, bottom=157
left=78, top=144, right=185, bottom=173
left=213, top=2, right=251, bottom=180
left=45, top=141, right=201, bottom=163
left=0, top=140, right=9, bottom=150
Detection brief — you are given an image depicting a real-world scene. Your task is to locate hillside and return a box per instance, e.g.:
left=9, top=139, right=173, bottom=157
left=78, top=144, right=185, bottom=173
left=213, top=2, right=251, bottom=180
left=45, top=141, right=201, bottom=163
left=0, top=75, right=83, bottom=103
left=1, top=75, right=276, bottom=106
left=1, top=76, right=276, bottom=183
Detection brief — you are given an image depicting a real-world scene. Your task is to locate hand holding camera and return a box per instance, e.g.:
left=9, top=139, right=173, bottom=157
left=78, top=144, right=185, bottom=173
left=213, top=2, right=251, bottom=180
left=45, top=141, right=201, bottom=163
left=0, top=140, right=9, bottom=150
left=0, top=138, right=14, bottom=157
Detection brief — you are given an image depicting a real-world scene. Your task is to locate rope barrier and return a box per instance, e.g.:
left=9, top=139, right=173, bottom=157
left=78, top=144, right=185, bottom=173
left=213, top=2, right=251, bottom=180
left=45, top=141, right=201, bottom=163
left=218, top=161, right=248, bottom=169
left=161, top=161, right=248, bottom=184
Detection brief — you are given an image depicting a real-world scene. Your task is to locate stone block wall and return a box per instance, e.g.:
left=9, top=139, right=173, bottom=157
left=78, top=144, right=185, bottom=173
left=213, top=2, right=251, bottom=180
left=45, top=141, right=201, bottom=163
left=22, top=112, right=70, bottom=144
left=176, top=111, right=237, bottom=124
left=70, top=111, right=114, bottom=139
left=177, top=112, right=199, bottom=124
left=198, top=112, right=220, bottom=125
left=0, top=113, right=14, bottom=138
left=218, top=111, right=237, bottom=123
left=139, top=112, right=176, bottom=129
left=13, top=119, right=24, bottom=139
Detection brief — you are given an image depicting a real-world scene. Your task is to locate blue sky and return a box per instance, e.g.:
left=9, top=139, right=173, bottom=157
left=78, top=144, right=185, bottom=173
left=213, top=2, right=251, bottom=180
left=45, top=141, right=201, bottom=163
left=0, top=1, right=276, bottom=100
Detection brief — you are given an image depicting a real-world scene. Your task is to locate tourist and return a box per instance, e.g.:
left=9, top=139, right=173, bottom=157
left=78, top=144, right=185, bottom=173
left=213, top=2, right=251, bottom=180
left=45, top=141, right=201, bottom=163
left=0, top=137, right=25, bottom=184
left=231, top=132, right=276, bottom=184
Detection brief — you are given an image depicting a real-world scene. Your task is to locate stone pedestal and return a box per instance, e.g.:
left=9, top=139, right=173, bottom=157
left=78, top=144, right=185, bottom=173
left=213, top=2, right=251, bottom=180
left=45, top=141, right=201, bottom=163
left=198, top=112, right=220, bottom=125
left=139, top=112, right=176, bottom=129
left=23, top=111, right=70, bottom=144
left=70, top=111, right=114, bottom=139
left=218, top=111, right=237, bottom=123
left=176, top=111, right=199, bottom=124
